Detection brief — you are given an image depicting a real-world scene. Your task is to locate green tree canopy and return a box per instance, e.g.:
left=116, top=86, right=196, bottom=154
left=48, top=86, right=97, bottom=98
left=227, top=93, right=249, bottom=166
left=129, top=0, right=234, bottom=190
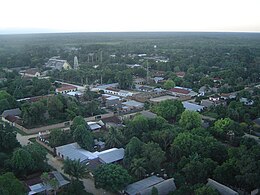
left=163, top=79, right=176, bottom=90
left=94, top=164, right=131, bottom=192
left=179, top=110, right=202, bottom=130
left=0, top=172, right=26, bottom=195
left=62, top=158, right=89, bottom=180
left=73, top=125, right=93, bottom=151
left=105, top=127, right=124, bottom=148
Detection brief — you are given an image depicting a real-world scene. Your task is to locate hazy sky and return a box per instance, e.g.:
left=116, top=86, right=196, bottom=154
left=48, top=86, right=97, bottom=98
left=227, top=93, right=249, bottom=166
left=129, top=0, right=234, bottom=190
left=1, top=0, right=260, bottom=34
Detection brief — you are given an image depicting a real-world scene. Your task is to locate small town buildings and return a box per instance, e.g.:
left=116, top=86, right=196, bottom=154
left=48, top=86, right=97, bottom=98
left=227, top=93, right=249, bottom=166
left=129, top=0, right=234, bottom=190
left=46, top=58, right=72, bottom=70
left=124, top=176, right=176, bottom=195
left=134, top=78, right=146, bottom=85
left=206, top=178, right=238, bottom=195
left=94, top=83, right=134, bottom=97
left=122, top=100, right=144, bottom=111
left=201, top=95, right=226, bottom=108
left=1, top=108, right=22, bottom=125
left=169, top=86, right=197, bottom=97
left=182, top=101, right=204, bottom=112
left=26, top=171, right=69, bottom=195
left=56, top=143, right=125, bottom=165
left=136, top=85, right=154, bottom=92
left=127, top=64, right=142, bottom=68
left=20, top=68, right=41, bottom=78
left=153, top=77, right=164, bottom=84
left=87, top=121, right=102, bottom=131
left=139, top=110, right=157, bottom=119
left=240, top=97, right=254, bottom=106
left=150, top=95, right=178, bottom=103
left=175, top=71, right=185, bottom=78
left=55, top=84, right=77, bottom=94
left=102, top=94, right=121, bottom=108
left=220, top=93, right=237, bottom=100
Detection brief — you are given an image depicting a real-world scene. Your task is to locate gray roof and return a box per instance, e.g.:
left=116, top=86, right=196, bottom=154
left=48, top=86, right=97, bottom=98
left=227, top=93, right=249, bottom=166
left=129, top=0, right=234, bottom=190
left=124, top=176, right=164, bottom=195
left=182, top=101, right=204, bottom=112
left=1, top=108, right=21, bottom=118
left=52, top=171, right=70, bottom=186
left=140, top=111, right=157, bottom=119
left=122, top=100, right=144, bottom=108
left=46, top=59, right=69, bottom=70
left=97, top=148, right=124, bottom=164
left=140, top=178, right=176, bottom=195
left=253, top=118, right=260, bottom=126
left=207, top=178, right=238, bottom=195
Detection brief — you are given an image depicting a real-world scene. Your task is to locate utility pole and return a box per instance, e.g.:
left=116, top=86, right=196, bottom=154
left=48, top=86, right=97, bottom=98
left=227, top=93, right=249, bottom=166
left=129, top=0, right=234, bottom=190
left=100, top=50, right=103, bottom=64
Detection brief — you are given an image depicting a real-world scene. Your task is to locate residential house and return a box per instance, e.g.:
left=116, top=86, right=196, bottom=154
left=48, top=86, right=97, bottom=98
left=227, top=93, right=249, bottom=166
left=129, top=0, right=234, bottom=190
left=1, top=108, right=22, bottom=126
left=136, top=85, right=154, bottom=92
left=150, top=95, right=178, bottom=104
left=87, top=121, right=102, bottom=131
left=153, top=77, right=164, bottom=84
left=102, top=94, right=121, bottom=108
left=201, top=95, right=226, bottom=108
left=175, top=71, right=185, bottom=78
left=46, top=58, right=72, bottom=70
left=220, top=93, right=237, bottom=100
left=21, top=68, right=41, bottom=78
left=198, top=86, right=212, bottom=96
left=26, top=171, right=69, bottom=195
left=55, top=143, right=124, bottom=168
left=240, top=97, right=254, bottom=106
left=169, top=86, right=197, bottom=97
left=206, top=178, right=238, bottom=195
left=124, top=176, right=176, bottom=195
left=134, top=78, right=146, bottom=85
left=182, top=101, right=204, bottom=112
left=94, top=83, right=134, bottom=97
left=55, top=84, right=77, bottom=94
left=122, top=100, right=144, bottom=111
left=139, top=110, right=157, bottom=119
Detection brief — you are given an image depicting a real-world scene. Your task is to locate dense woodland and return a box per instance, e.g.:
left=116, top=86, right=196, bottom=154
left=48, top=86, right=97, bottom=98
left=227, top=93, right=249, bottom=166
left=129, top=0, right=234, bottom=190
left=0, top=32, right=260, bottom=194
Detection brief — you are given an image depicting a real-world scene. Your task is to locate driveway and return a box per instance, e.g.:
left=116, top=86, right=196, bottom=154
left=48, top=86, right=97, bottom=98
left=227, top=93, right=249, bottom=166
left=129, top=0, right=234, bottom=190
left=16, top=132, right=115, bottom=195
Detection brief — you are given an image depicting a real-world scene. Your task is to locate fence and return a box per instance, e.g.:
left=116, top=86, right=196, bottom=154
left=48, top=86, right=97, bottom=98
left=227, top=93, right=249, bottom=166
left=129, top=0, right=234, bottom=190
left=15, top=112, right=115, bottom=135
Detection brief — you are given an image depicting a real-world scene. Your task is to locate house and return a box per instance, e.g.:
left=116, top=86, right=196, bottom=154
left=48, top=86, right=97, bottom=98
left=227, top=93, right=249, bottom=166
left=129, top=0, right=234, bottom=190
left=182, top=101, right=204, bottom=112
left=253, top=118, right=260, bottom=127
left=134, top=78, right=146, bottom=85
left=198, top=86, right=212, bottom=96
left=124, top=176, right=176, bottom=195
left=46, top=58, right=71, bottom=70
left=206, top=178, right=238, bottom=195
left=1, top=108, right=22, bottom=125
left=201, top=95, right=226, bottom=108
left=136, top=85, right=154, bottom=92
left=56, top=143, right=124, bottom=165
left=240, top=98, right=254, bottom=106
left=175, top=71, right=185, bottom=78
left=220, top=93, right=237, bottom=100
left=94, top=83, right=134, bottom=97
left=87, top=121, right=102, bottom=131
left=153, top=77, right=164, bottom=84
left=122, top=100, right=144, bottom=111
left=102, top=94, right=121, bottom=108
left=55, top=84, right=77, bottom=94
left=21, top=68, right=41, bottom=78
left=150, top=95, right=178, bottom=104
left=169, top=86, right=197, bottom=97
left=127, top=64, right=142, bottom=68
left=139, top=110, right=157, bottom=119
left=26, top=171, right=69, bottom=195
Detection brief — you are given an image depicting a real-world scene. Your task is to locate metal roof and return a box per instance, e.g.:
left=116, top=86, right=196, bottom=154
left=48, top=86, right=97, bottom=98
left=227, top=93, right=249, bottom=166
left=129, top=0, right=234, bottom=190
left=140, top=178, right=176, bottom=195
left=124, top=176, right=164, bottom=195
left=182, top=101, right=204, bottom=112
left=207, top=178, right=238, bottom=195
left=97, top=148, right=124, bottom=164
left=1, top=108, right=21, bottom=118
left=122, top=100, right=144, bottom=107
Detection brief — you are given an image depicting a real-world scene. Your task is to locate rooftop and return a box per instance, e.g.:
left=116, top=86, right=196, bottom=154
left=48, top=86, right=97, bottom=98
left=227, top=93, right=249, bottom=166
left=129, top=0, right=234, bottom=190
left=56, top=84, right=77, bottom=92
left=207, top=178, right=238, bottom=195
left=182, top=101, right=204, bottom=112
left=122, top=100, right=144, bottom=107
left=1, top=108, right=21, bottom=118
left=150, top=95, right=177, bottom=103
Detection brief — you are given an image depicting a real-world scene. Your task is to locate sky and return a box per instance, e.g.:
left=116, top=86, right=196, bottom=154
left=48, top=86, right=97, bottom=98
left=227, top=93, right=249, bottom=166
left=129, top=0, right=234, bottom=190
left=0, top=0, right=260, bottom=34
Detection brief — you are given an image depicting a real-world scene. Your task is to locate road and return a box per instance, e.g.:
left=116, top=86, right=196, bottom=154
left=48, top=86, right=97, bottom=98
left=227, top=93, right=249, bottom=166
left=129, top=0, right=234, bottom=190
left=16, top=132, right=114, bottom=195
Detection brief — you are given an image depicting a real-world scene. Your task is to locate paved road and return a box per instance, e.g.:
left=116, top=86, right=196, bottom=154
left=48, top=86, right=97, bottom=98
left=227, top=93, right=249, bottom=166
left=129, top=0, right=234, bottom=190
left=16, top=132, right=114, bottom=195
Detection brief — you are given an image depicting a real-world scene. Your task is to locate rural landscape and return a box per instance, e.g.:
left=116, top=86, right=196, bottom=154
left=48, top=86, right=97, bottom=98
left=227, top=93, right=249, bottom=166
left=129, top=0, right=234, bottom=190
left=0, top=32, right=260, bottom=195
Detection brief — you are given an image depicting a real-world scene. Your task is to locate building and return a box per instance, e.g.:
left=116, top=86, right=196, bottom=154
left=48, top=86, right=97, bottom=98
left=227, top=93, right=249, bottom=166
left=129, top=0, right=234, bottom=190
left=201, top=95, right=226, bottom=108
left=56, top=143, right=124, bottom=165
left=124, top=176, right=176, bottom=195
left=74, top=56, right=79, bottom=70
left=175, top=71, right=185, bottom=78
left=21, top=68, right=41, bottom=78
left=139, top=110, right=157, bottom=119
left=87, top=121, right=102, bottom=131
left=182, top=101, right=204, bottom=112
left=153, top=77, right=164, bottom=84
left=207, top=178, right=238, bottom=195
left=240, top=97, right=254, bottom=106
left=253, top=118, right=260, bottom=127
left=102, top=94, right=121, bottom=108
left=169, top=86, right=197, bottom=97
left=94, top=83, right=134, bottom=97
left=46, top=58, right=72, bottom=70
left=26, top=171, right=69, bottom=195
left=122, top=100, right=144, bottom=111
left=136, top=85, right=154, bottom=92
left=1, top=108, right=22, bottom=125
left=134, top=78, right=146, bottom=85
left=150, top=95, right=178, bottom=103
left=55, top=84, right=77, bottom=94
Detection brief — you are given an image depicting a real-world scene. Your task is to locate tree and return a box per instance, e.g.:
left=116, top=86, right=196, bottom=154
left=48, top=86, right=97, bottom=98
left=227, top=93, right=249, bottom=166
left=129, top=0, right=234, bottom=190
left=105, top=127, right=124, bottom=148
left=70, top=116, right=86, bottom=133
left=73, top=125, right=93, bottom=150
left=49, top=129, right=72, bottom=147
left=124, top=137, right=144, bottom=167
left=195, top=185, right=218, bottom=195
left=0, top=123, right=20, bottom=152
left=0, top=172, right=26, bottom=195
left=41, top=172, right=51, bottom=195
left=179, top=110, right=202, bottom=130
left=130, top=158, right=146, bottom=179
left=154, top=100, right=184, bottom=121
left=116, top=70, right=133, bottom=89
left=63, top=179, right=88, bottom=195
left=126, top=115, right=149, bottom=139
left=142, top=142, right=166, bottom=172
left=47, top=96, right=64, bottom=119
left=163, top=79, right=175, bottom=89
left=11, top=148, right=34, bottom=175
left=94, top=164, right=131, bottom=192
left=151, top=187, right=159, bottom=195
left=0, top=90, right=17, bottom=113
left=62, top=158, right=89, bottom=180
left=151, top=127, right=176, bottom=151
left=24, top=143, right=47, bottom=171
